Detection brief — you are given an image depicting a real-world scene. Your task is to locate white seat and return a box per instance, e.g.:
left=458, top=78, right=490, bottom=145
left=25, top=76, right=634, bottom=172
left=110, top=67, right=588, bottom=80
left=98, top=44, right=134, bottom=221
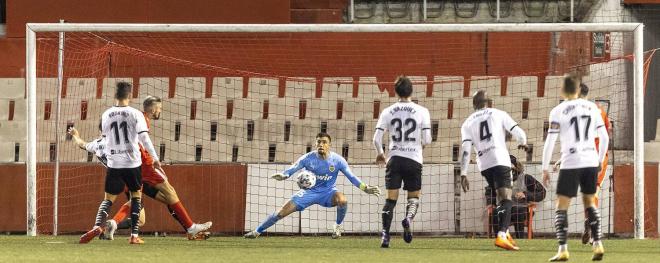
left=417, top=97, right=446, bottom=120
left=407, top=76, right=429, bottom=99
left=268, top=98, right=300, bottom=120
left=290, top=120, right=322, bottom=144
left=196, top=98, right=227, bottom=121
left=439, top=119, right=462, bottom=143
left=232, top=99, right=263, bottom=120
left=432, top=76, right=463, bottom=98
left=163, top=142, right=196, bottom=163
left=453, top=98, right=473, bottom=121
left=274, top=143, right=307, bottom=163
left=178, top=120, right=211, bottom=146
left=236, top=140, right=270, bottom=163
left=86, top=100, right=113, bottom=122
left=358, top=77, right=391, bottom=99
left=0, top=78, right=25, bottom=99
left=286, top=78, right=316, bottom=99
left=423, top=142, right=453, bottom=163
left=175, top=77, right=206, bottom=99
left=307, top=98, right=337, bottom=120
left=326, top=120, right=356, bottom=143
left=213, top=77, right=243, bottom=99
left=102, top=78, right=133, bottom=99
left=161, top=98, right=193, bottom=121
left=0, top=142, right=15, bottom=162
left=248, top=77, right=279, bottom=99
left=139, top=77, right=169, bottom=100
left=37, top=78, right=59, bottom=100
left=57, top=98, right=87, bottom=122
left=218, top=119, right=249, bottom=143
left=508, top=76, right=538, bottom=97
left=470, top=76, right=501, bottom=97
left=322, top=77, right=353, bottom=99
left=253, top=119, right=286, bottom=142
left=492, top=97, right=521, bottom=120
left=66, top=78, right=97, bottom=99
left=341, top=98, right=373, bottom=121
left=0, top=121, right=27, bottom=142
left=37, top=142, right=54, bottom=162
left=347, top=141, right=374, bottom=164
left=201, top=142, right=233, bottom=162
left=544, top=75, right=564, bottom=99
left=58, top=142, right=88, bottom=162
left=0, top=99, right=10, bottom=120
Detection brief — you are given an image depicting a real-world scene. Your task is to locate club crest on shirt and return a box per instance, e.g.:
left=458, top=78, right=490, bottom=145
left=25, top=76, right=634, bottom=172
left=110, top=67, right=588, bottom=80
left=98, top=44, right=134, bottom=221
left=329, top=165, right=335, bottom=172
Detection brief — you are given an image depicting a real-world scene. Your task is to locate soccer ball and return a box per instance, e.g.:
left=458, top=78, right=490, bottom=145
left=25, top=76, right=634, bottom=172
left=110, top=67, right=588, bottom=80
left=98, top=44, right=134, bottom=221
left=296, top=171, right=316, bottom=190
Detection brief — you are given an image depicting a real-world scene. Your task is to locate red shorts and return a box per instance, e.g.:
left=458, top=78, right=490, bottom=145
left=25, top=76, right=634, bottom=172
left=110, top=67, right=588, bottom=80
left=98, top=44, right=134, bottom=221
left=142, top=164, right=167, bottom=186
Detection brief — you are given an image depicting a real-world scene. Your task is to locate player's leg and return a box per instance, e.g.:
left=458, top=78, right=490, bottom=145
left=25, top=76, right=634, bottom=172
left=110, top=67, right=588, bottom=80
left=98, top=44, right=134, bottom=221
left=122, top=166, right=144, bottom=244
left=488, top=166, right=517, bottom=250
left=580, top=167, right=604, bottom=261
left=549, top=169, right=580, bottom=261
left=381, top=158, right=402, bottom=248
left=331, top=192, right=348, bottom=239
left=80, top=169, right=122, bottom=244
left=584, top=155, right=608, bottom=245
left=244, top=200, right=299, bottom=238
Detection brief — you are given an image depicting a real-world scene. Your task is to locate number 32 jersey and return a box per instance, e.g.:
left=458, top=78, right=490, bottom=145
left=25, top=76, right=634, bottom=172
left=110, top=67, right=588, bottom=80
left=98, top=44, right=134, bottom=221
left=461, top=108, right=518, bottom=171
left=101, top=106, right=149, bottom=168
left=548, top=99, right=606, bottom=169
left=375, top=102, right=431, bottom=165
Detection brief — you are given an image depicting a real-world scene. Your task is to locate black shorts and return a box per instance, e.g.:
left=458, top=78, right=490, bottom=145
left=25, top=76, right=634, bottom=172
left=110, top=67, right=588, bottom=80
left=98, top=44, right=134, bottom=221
left=385, top=156, right=422, bottom=191
left=480, top=165, right=512, bottom=190
left=106, top=167, right=142, bottom=195
left=557, top=167, right=598, bottom=198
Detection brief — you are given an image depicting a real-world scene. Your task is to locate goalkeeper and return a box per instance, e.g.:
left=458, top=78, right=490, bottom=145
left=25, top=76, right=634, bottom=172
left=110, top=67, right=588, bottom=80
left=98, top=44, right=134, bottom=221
left=244, top=132, right=381, bottom=239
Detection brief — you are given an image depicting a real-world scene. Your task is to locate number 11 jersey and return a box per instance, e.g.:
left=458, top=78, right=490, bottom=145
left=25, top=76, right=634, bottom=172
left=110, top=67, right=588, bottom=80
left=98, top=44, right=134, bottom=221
left=461, top=108, right=518, bottom=171
left=101, top=105, right=149, bottom=168
left=375, top=101, right=431, bottom=165
left=547, top=98, right=606, bottom=170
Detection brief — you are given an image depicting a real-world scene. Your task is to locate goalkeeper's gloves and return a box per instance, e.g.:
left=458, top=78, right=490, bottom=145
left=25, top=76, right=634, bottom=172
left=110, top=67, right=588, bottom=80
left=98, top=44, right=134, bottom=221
left=360, top=183, right=381, bottom=197
left=271, top=173, right=289, bottom=181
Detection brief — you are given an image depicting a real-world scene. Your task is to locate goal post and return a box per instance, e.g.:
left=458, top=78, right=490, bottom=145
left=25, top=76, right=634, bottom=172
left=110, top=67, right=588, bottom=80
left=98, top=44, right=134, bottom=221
left=25, top=22, right=645, bottom=238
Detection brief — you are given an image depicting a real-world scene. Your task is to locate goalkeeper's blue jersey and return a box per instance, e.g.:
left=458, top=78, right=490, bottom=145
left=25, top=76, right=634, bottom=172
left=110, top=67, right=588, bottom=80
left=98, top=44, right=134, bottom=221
left=283, top=151, right=362, bottom=193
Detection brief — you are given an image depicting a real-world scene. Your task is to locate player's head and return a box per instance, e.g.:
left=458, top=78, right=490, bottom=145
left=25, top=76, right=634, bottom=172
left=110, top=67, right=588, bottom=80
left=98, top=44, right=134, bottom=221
left=115, top=81, right=132, bottom=101
left=315, top=132, right=332, bottom=155
left=510, top=154, right=524, bottom=181
left=472, top=90, right=490, bottom=110
left=394, top=76, right=413, bottom=99
left=143, top=96, right=163, bottom=120
left=579, top=83, right=589, bottom=99
left=561, top=73, right=581, bottom=99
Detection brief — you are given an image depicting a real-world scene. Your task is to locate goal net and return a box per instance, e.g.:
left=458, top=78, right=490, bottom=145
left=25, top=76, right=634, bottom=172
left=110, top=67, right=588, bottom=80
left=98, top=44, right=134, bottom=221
left=25, top=23, right=650, bottom=238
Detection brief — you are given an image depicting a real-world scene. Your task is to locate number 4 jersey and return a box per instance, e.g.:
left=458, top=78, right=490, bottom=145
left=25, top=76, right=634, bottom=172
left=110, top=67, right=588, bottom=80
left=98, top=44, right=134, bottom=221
left=101, top=105, right=150, bottom=168
left=461, top=108, right=526, bottom=173
left=543, top=98, right=608, bottom=170
left=374, top=101, right=432, bottom=165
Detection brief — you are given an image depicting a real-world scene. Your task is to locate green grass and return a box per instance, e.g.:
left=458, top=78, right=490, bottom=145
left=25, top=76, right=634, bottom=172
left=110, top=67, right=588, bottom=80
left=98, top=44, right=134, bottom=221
left=0, top=235, right=659, bottom=262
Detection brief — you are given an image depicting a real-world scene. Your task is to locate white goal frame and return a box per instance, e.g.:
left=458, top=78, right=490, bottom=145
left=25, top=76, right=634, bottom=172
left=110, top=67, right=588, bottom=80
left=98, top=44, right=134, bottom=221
left=25, top=23, right=645, bottom=238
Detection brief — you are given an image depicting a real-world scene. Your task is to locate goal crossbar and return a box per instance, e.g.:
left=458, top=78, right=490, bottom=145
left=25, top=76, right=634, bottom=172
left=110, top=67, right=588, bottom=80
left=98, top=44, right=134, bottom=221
left=24, top=22, right=645, bottom=239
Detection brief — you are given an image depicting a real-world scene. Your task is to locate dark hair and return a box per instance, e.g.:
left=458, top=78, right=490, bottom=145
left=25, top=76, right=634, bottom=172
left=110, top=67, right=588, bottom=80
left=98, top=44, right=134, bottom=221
left=115, top=81, right=132, bottom=100
left=98, top=120, right=102, bottom=131
left=316, top=132, right=332, bottom=142
left=394, top=76, right=413, bottom=98
left=579, top=83, right=589, bottom=98
left=562, top=74, right=580, bottom=96
left=472, top=90, right=489, bottom=110
left=143, top=96, right=162, bottom=110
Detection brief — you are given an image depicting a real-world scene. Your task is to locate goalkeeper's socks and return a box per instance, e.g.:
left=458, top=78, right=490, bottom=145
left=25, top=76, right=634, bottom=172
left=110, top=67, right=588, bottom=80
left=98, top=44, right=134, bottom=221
left=336, top=204, right=348, bottom=225
left=94, top=200, right=113, bottom=227
left=555, top=210, right=569, bottom=245
left=381, top=199, right=397, bottom=234
left=586, top=206, right=603, bottom=241
left=168, top=201, right=194, bottom=230
left=405, top=198, right=419, bottom=220
left=256, top=213, right=280, bottom=234
left=112, top=202, right=131, bottom=223
left=130, top=197, right=142, bottom=235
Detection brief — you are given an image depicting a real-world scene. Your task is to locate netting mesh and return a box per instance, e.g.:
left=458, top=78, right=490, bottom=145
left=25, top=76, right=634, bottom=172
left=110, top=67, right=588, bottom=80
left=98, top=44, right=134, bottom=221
left=30, top=30, right=652, bottom=237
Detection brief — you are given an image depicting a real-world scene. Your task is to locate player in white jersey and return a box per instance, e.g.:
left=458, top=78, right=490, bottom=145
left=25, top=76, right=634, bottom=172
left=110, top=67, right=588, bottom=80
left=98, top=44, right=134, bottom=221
left=542, top=75, right=608, bottom=261
left=373, top=76, right=431, bottom=248
left=79, top=81, right=160, bottom=245
left=459, top=90, right=528, bottom=251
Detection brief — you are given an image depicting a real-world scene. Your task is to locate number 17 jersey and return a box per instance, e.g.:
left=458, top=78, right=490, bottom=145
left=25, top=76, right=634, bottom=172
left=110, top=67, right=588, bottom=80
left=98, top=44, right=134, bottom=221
left=101, top=105, right=149, bottom=169
left=375, top=101, right=431, bottom=165
left=461, top=108, right=518, bottom=171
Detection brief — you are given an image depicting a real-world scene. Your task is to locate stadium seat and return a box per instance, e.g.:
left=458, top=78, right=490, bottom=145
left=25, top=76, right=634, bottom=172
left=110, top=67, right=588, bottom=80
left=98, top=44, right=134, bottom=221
left=57, top=99, right=88, bottom=122
left=232, top=99, right=263, bottom=120
left=164, top=142, right=197, bottom=163
left=342, top=98, right=373, bottom=121
left=417, top=97, right=445, bottom=120
left=247, top=77, right=279, bottom=99
left=253, top=119, right=285, bottom=142
left=407, top=76, right=428, bottom=99
left=102, top=78, right=133, bottom=99
left=86, top=99, right=113, bottom=121
left=432, top=76, right=464, bottom=98
left=268, top=98, right=300, bottom=120
left=175, top=77, right=206, bottom=99
left=66, top=78, right=97, bottom=98
left=274, top=143, right=307, bottom=163
left=423, top=142, right=453, bottom=163
left=201, top=142, right=233, bottom=162
left=453, top=98, right=473, bottom=120
left=213, top=77, right=243, bottom=99
left=0, top=121, right=27, bottom=142
left=217, top=119, right=249, bottom=143
left=37, top=78, right=60, bottom=100
left=161, top=98, right=194, bottom=120
left=0, top=142, right=15, bottom=162
left=358, top=77, right=390, bottom=99
left=72, top=120, right=102, bottom=138
left=196, top=98, right=227, bottom=121
left=307, top=98, right=337, bottom=120
left=37, top=121, right=56, bottom=142
left=491, top=96, right=520, bottom=119
left=178, top=120, right=211, bottom=146
left=139, top=77, right=169, bottom=99
left=544, top=75, right=563, bottom=99
left=439, top=119, right=462, bottom=144
left=347, top=141, right=374, bottom=164
left=290, top=119, right=322, bottom=144
left=149, top=119, right=174, bottom=144
left=37, top=142, right=53, bottom=162
left=0, top=78, right=25, bottom=99
left=326, top=120, right=354, bottom=143
left=470, top=76, right=501, bottom=97
left=0, top=100, right=9, bottom=120
left=286, top=78, right=316, bottom=99
left=321, top=77, right=353, bottom=99
left=508, top=76, right=538, bottom=97
left=237, top=140, right=270, bottom=163
left=58, top=142, right=88, bottom=162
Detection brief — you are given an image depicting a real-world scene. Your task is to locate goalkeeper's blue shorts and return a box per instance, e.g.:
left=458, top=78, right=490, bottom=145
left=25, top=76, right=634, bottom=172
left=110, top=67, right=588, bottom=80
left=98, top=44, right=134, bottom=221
left=290, top=188, right=337, bottom=211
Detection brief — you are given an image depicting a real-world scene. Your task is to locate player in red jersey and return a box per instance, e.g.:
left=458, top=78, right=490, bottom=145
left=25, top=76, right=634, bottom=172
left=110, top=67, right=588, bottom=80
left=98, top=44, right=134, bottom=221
left=103, top=96, right=212, bottom=240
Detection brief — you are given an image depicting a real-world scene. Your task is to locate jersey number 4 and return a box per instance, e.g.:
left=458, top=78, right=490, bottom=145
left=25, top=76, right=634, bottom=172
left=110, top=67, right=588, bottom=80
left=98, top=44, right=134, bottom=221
left=569, top=115, right=591, bottom=141
left=479, top=121, right=492, bottom=141
left=110, top=121, right=130, bottom=144
left=391, top=118, right=417, bottom=142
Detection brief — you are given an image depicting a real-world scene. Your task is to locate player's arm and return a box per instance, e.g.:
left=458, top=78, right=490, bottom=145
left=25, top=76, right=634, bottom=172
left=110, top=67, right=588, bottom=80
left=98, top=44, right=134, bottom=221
left=503, top=111, right=528, bottom=150
left=340, top=158, right=380, bottom=196
left=372, top=111, right=388, bottom=165
left=67, top=127, right=89, bottom=150
left=420, top=108, right=432, bottom=146
left=273, top=154, right=306, bottom=180
left=542, top=110, right=560, bottom=187
left=459, top=123, right=471, bottom=192
left=136, top=113, right=160, bottom=168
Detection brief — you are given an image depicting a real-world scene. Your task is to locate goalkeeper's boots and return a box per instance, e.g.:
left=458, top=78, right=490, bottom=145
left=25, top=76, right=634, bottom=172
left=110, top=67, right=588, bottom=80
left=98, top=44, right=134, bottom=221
left=187, top=221, right=213, bottom=240
left=79, top=226, right=103, bottom=244
left=129, top=235, right=145, bottom=245
left=592, top=241, right=604, bottom=261
left=331, top=223, right=343, bottom=239
left=380, top=230, right=390, bottom=248
left=582, top=219, right=592, bottom=245
left=244, top=230, right=260, bottom=239
left=103, top=219, right=117, bottom=241
left=402, top=218, right=413, bottom=243
left=549, top=250, right=569, bottom=262
left=506, top=231, right=517, bottom=247
left=495, top=235, right=519, bottom=251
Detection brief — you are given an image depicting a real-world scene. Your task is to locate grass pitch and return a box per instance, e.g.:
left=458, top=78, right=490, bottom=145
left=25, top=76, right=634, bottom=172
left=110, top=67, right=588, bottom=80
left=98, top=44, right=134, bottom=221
left=1, top=235, right=659, bottom=262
